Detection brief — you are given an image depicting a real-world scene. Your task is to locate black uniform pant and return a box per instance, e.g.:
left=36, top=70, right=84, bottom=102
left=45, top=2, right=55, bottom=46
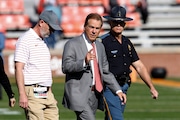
left=0, top=56, right=12, bottom=98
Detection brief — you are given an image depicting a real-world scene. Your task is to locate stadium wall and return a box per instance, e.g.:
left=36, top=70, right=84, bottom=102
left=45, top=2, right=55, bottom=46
left=3, top=48, right=180, bottom=78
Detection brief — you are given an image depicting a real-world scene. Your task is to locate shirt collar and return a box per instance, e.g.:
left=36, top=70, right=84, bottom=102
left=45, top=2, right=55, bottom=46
left=82, top=33, right=93, bottom=51
left=29, top=28, right=42, bottom=41
left=109, top=31, right=127, bottom=42
left=83, top=33, right=93, bottom=44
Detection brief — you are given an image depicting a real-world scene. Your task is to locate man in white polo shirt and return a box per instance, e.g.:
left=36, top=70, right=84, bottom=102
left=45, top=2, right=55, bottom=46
left=14, top=10, right=61, bottom=120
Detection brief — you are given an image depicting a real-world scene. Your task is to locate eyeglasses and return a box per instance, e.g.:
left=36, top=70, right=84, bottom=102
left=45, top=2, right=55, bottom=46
left=111, top=21, right=126, bottom=27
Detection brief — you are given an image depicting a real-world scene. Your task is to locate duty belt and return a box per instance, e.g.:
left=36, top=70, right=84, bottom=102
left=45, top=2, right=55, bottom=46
left=115, top=75, right=131, bottom=86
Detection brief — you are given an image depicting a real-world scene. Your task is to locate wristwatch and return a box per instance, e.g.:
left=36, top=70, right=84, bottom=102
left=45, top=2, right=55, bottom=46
left=9, top=93, right=15, bottom=99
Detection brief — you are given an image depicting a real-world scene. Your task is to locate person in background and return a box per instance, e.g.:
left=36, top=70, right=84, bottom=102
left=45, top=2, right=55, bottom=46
left=0, top=30, right=5, bottom=99
left=102, top=0, right=118, bottom=14
left=101, top=6, right=158, bottom=120
left=136, top=0, right=149, bottom=24
left=0, top=30, right=5, bottom=57
left=103, top=0, right=133, bottom=15
left=0, top=30, right=16, bottom=107
left=14, top=10, right=61, bottom=120
left=0, top=56, right=16, bottom=107
left=62, top=13, right=126, bottom=120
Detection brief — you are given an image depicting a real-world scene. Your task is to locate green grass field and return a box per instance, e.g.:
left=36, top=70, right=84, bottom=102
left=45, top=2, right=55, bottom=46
left=0, top=77, right=180, bottom=120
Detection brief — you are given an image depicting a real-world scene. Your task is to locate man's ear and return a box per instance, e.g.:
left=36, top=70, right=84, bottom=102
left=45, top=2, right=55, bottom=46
left=38, top=20, right=44, bottom=27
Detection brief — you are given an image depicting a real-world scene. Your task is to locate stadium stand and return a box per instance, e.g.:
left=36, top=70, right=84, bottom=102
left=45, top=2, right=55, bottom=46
left=0, top=14, right=31, bottom=30
left=15, top=14, right=32, bottom=29
left=4, top=39, right=17, bottom=50
left=58, top=0, right=141, bottom=38
left=0, top=0, right=24, bottom=14
left=57, top=0, right=107, bottom=6
left=0, top=24, right=5, bottom=33
left=127, top=0, right=180, bottom=47
left=0, top=15, right=17, bottom=30
left=126, top=12, right=141, bottom=27
left=0, top=0, right=32, bottom=50
left=177, top=0, right=180, bottom=4
left=2, top=0, right=180, bottom=50
left=0, top=0, right=11, bottom=14
left=10, top=0, right=24, bottom=14
left=61, top=5, right=105, bottom=37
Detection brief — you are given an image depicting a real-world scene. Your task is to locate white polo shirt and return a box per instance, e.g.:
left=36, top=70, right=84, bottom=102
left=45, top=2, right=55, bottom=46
left=14, top=28, right=52, bottom=86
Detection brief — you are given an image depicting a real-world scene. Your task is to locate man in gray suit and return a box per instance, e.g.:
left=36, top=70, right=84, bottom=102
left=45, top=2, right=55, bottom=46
left=62, top=13, right=126, bottom=120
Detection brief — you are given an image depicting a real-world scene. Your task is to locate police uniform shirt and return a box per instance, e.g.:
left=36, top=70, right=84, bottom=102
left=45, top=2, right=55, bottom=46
left=101, top=32, right=139, bottom=76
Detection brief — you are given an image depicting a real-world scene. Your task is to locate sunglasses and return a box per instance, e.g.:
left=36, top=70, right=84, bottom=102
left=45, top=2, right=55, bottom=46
left=111, top=21, right=126, bottom=27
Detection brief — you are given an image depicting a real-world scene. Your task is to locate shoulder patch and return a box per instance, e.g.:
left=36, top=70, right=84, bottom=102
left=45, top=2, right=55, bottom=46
left=128, top=44, right=131, bottom=51
left=96, top=37, right=102, bottom=43
left=100, top=33, right=110, bottom=40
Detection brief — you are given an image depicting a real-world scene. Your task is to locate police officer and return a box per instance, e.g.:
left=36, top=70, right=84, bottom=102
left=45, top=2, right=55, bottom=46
left=101, top=6, right=159, bottom=120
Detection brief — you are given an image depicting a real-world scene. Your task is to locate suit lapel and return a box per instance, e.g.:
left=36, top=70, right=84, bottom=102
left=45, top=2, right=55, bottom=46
left=79, top=35, right=88, bottom=57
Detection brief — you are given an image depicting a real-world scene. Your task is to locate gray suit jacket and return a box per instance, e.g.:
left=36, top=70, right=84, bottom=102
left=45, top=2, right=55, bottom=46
left=62, top=34, right=121, bottom=111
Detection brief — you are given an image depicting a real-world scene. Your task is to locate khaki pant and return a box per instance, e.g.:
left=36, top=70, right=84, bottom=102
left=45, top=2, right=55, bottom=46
left=25, top=86, right=59, bottom=120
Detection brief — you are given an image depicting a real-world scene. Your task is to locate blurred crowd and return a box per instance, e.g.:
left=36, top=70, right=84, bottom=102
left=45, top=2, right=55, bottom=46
left=32, top=0, right=149, bottom=49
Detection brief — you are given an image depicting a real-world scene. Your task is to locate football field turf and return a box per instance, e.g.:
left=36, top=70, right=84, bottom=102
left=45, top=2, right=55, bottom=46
left=0, top=77, right=180, bottom=120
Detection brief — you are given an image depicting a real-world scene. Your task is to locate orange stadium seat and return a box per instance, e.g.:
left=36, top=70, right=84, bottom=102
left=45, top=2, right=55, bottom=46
left=5, top=39, right=17, bottom=50
left=61, top=6, right=81, bottom=30
left=57, top=0, right=105, bottom=6
left=126, top=4, right=136, bottom=12
left=79, top=6, right=104, bottom=15
left=15, top=14, right=32, bottom=30
left=0, top=0, right=11, bottom=14
left=61, top=22, right=83, bottom=37
left=90, top=0, right=103, bottom=5
left=61, top=5, right=105, bottom=37
left=61, top=23, right=83, bottom=37
left=78, top=6, right=105, bottom=21
left=126, top=12, right=141, bottom=28
left=0, top=24, right=6, bottom=33
left=0, top=14, right=32, bottom=30
left=78, top=0, right=91, bottom=5
left=57, top=0, right=66, bottom=5
left=57, top=0, right=79, bottom=5
left=61, top=6, right=83, bottom=37
left=62, top=6, right=79, bottom=23
left=0, top=15, right=17, bottom=30
left=176, top=0, right=180, bottom=4
left=10, top=0, right=24, bottom=14
left=0, top=0, right=24, bottom=14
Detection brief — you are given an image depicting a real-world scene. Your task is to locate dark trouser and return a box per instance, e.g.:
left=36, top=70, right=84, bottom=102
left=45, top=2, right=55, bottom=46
left=0, top=56, right=13, bottom=99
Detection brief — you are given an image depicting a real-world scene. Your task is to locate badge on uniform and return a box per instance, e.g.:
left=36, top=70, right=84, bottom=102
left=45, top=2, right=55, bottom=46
left=128, top=44, right=132, bottom=57
left=33, top=87, right=48, bottom=98
left=128, top=44, right=131, bottom=51
left=111, top=50, right=118, bottom=57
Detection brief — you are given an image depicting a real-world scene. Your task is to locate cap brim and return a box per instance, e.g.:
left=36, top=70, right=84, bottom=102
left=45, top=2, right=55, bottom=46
left=49, top=23, right=62, bottom=31
left=103, top=16, right=133, bottom=21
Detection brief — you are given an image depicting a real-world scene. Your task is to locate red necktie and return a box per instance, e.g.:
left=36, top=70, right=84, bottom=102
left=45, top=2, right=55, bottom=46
left=92, top=43, right=103, bottom=92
